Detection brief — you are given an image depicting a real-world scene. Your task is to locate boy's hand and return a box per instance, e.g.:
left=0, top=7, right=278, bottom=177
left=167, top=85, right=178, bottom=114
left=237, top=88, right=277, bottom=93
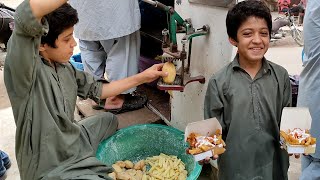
left=198, top=155, right=219, bottom=165
left=289, top=153, right=301, bottom=159
left=289, top=153, right=309, bottom=158
left=140, top=64, right=168, bottom=83
left=281, top=146, right=307, bottom=159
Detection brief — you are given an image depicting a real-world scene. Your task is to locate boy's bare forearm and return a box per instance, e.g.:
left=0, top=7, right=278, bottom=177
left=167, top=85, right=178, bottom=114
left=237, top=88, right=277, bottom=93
left=29, top=0, right=68, bottom=21
left=100, top=64, right=166, bottom=98
left=100, top=74, right=144, bottom=99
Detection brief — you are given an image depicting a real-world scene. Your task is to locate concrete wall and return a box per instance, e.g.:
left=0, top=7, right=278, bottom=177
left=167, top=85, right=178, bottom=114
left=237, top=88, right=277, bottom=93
left=170, top=1, right=234, bottom=130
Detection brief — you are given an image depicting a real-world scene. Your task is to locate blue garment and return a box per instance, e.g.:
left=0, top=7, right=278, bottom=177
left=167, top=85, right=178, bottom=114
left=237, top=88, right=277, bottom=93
left=0, top=150, right=11, bottom=177
left=0, top=151, right=10, bottom=169
left=0, top=159, right=5, bottom=177
left=300, top=155, right=320, bottom=180
left=297, top=0, right=320, bottom=159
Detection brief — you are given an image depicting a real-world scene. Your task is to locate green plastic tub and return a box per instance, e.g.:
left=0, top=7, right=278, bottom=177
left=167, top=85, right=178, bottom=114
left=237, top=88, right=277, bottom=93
left=96, top=124, right=202, bottom=180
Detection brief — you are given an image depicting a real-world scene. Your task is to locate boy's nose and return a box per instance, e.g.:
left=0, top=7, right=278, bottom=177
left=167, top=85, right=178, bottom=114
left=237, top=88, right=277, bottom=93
left=71, top=37, right=77, bottom=47
left=252, top=34, right=262, bottom=43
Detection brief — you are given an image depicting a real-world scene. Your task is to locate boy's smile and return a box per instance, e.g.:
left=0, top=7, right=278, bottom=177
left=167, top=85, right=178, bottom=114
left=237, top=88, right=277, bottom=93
left=230, top=17, right=270, bottom=65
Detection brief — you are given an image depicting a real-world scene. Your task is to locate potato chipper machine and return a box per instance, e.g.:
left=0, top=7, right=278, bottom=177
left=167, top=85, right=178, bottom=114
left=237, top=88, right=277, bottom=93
left=142, top=0, right=210, bottom=91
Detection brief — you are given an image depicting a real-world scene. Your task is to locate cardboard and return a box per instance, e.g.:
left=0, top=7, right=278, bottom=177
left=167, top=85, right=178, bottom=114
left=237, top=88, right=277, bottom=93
left=280, top=107, right=316, bottom=154
left=184, top=118, right=223, bottom=161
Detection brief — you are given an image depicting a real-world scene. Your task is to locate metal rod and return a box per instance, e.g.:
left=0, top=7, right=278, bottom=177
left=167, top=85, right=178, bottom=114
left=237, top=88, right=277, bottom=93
left=0, top=3, right=15, bottom=12
left=181, top=52, right=185, bottom=86
left=146, top=103, right=172, bottom=126
left=141, top=0, right=169, bottom=11
left=140, top=31, right=163, bottom=43
left=187, top=39, right=192, bottom=73
left=141, top=0, right=157, bottom=6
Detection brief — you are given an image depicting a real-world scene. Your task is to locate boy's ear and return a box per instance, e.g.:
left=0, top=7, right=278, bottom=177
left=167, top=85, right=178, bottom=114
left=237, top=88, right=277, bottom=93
left=228, top=37, right=238, bottom=47
left=39, top=43, right=46, bottom=52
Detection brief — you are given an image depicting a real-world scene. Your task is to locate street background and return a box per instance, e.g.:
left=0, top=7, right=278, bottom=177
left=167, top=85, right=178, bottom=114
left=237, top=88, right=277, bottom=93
left=0, top=0, right=304, bottom=179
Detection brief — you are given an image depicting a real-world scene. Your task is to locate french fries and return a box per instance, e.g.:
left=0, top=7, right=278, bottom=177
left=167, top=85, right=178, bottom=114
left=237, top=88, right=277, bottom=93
left=186, top=129, right=226, bottom=156
left=109, top=154, right=187, bottom=180
left=145, top=153, right=187, bottom=180
left=280, top=128, right=316, bottom=146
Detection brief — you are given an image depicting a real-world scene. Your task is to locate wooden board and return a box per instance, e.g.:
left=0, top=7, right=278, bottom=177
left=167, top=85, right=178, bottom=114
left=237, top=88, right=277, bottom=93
left=76, top=98, right=162, bottom=129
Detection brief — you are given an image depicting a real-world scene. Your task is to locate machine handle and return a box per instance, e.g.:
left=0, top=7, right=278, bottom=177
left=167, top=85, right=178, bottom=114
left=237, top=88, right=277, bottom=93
left=141, top=0, right=169, bottom=11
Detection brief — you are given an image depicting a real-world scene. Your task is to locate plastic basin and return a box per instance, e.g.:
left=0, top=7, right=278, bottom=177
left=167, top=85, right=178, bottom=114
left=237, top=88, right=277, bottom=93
left=96, top=124, right=202, bottom=180
left=69, top=53, right=84, bottom=71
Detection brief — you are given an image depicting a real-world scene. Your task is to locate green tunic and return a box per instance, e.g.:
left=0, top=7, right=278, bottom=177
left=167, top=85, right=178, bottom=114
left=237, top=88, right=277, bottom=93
left=204, top=56, right=291, bottom=180
left=4, top=1, right=117, bottom=179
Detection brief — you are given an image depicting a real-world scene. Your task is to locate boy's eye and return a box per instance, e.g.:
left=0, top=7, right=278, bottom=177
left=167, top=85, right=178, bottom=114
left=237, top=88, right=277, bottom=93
left=260, top=32, right=269, bottom=36
left=243, top=32, right=252, bottom=36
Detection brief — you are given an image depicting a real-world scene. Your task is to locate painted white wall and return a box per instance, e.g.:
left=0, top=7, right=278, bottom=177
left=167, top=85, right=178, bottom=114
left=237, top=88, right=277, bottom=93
left=170, top=1, right=235, bottom=130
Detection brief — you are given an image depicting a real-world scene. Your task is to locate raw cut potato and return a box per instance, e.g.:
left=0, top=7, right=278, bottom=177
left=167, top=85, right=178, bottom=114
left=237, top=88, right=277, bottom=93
left=162, top=62, right=176, bottom=84
left=124, top=160, right=134, bottom=169
left=112, top=164, right=123, bottom=173
left=108, top=172, right=116, bottom=180
left=133, top=160, right=145, bottom=170
left=117, top=172, right=132, bottom=180
left=115, top=161, right=126, bottom=168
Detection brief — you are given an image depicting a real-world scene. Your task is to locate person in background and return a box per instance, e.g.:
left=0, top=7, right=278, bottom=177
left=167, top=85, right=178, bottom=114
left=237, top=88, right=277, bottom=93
left=204, top=0, right=292, bottom=179
left=290, top=0, right=307, bottom=16
left=69, top=0, right=145, bottom=114
left=278, top=0, right=291, bottom=13
left=297, top=0, right=320, bottom=179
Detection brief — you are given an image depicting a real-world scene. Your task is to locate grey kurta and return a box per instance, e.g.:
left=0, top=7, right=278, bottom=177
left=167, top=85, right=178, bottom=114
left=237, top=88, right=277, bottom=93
left=4, top=1, right=117, bottom=179
left=69, top=0, right=141, bottom=40
left=204, top=56, right=291, bottom=180
left=297, top=0, right=320, bottom=159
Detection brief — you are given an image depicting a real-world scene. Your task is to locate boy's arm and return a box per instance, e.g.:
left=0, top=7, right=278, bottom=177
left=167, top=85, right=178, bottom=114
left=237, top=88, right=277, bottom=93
left=283, top=73, right=292, bottom=107
left=30, top=0, right=67, bottom=22
left=75, top=64, right=166, bottom=102
left=100, top=64, right=167, bottom=99
left=4, top=1, right=51, bottom=97
left=204, top=76, right=225, bottom=130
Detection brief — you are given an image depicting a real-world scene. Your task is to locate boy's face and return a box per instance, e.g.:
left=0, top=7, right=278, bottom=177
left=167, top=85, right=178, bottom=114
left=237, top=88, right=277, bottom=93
left=40, top=27, right=77, bottom=64
left=229, top=17, right=269, bottom=64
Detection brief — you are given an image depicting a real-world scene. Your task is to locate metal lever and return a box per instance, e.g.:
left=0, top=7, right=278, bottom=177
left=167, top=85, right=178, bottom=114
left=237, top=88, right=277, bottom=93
left=141, top=0, right=169, bottom=11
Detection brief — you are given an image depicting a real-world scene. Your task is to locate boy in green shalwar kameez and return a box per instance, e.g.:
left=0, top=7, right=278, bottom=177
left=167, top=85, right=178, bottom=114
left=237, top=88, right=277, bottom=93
left=204, top=0, right=292, bottom=179
left=4, top=0, right=167, bottom=179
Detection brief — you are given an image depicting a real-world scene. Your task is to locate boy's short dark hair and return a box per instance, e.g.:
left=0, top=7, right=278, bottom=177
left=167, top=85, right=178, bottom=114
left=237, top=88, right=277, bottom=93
left=41, top=3, right=78, bottom=48
left=226, top=0, right=272, bottom=41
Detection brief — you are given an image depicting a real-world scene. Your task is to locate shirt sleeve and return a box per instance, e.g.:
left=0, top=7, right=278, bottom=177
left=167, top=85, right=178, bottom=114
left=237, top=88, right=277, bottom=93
left=5, top=0, right=48, bottom=97
left=204, top=76, right=226, bottom=131
left=283, top=72, right=292, bottom=107
left=73, top=66, right=104, bottom=103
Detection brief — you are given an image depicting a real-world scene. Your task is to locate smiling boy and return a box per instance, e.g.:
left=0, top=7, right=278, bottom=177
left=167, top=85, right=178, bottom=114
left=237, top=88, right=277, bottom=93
left=204, top=0, right=292, bottom=179
left=4, top=0, right=166, bottom=179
